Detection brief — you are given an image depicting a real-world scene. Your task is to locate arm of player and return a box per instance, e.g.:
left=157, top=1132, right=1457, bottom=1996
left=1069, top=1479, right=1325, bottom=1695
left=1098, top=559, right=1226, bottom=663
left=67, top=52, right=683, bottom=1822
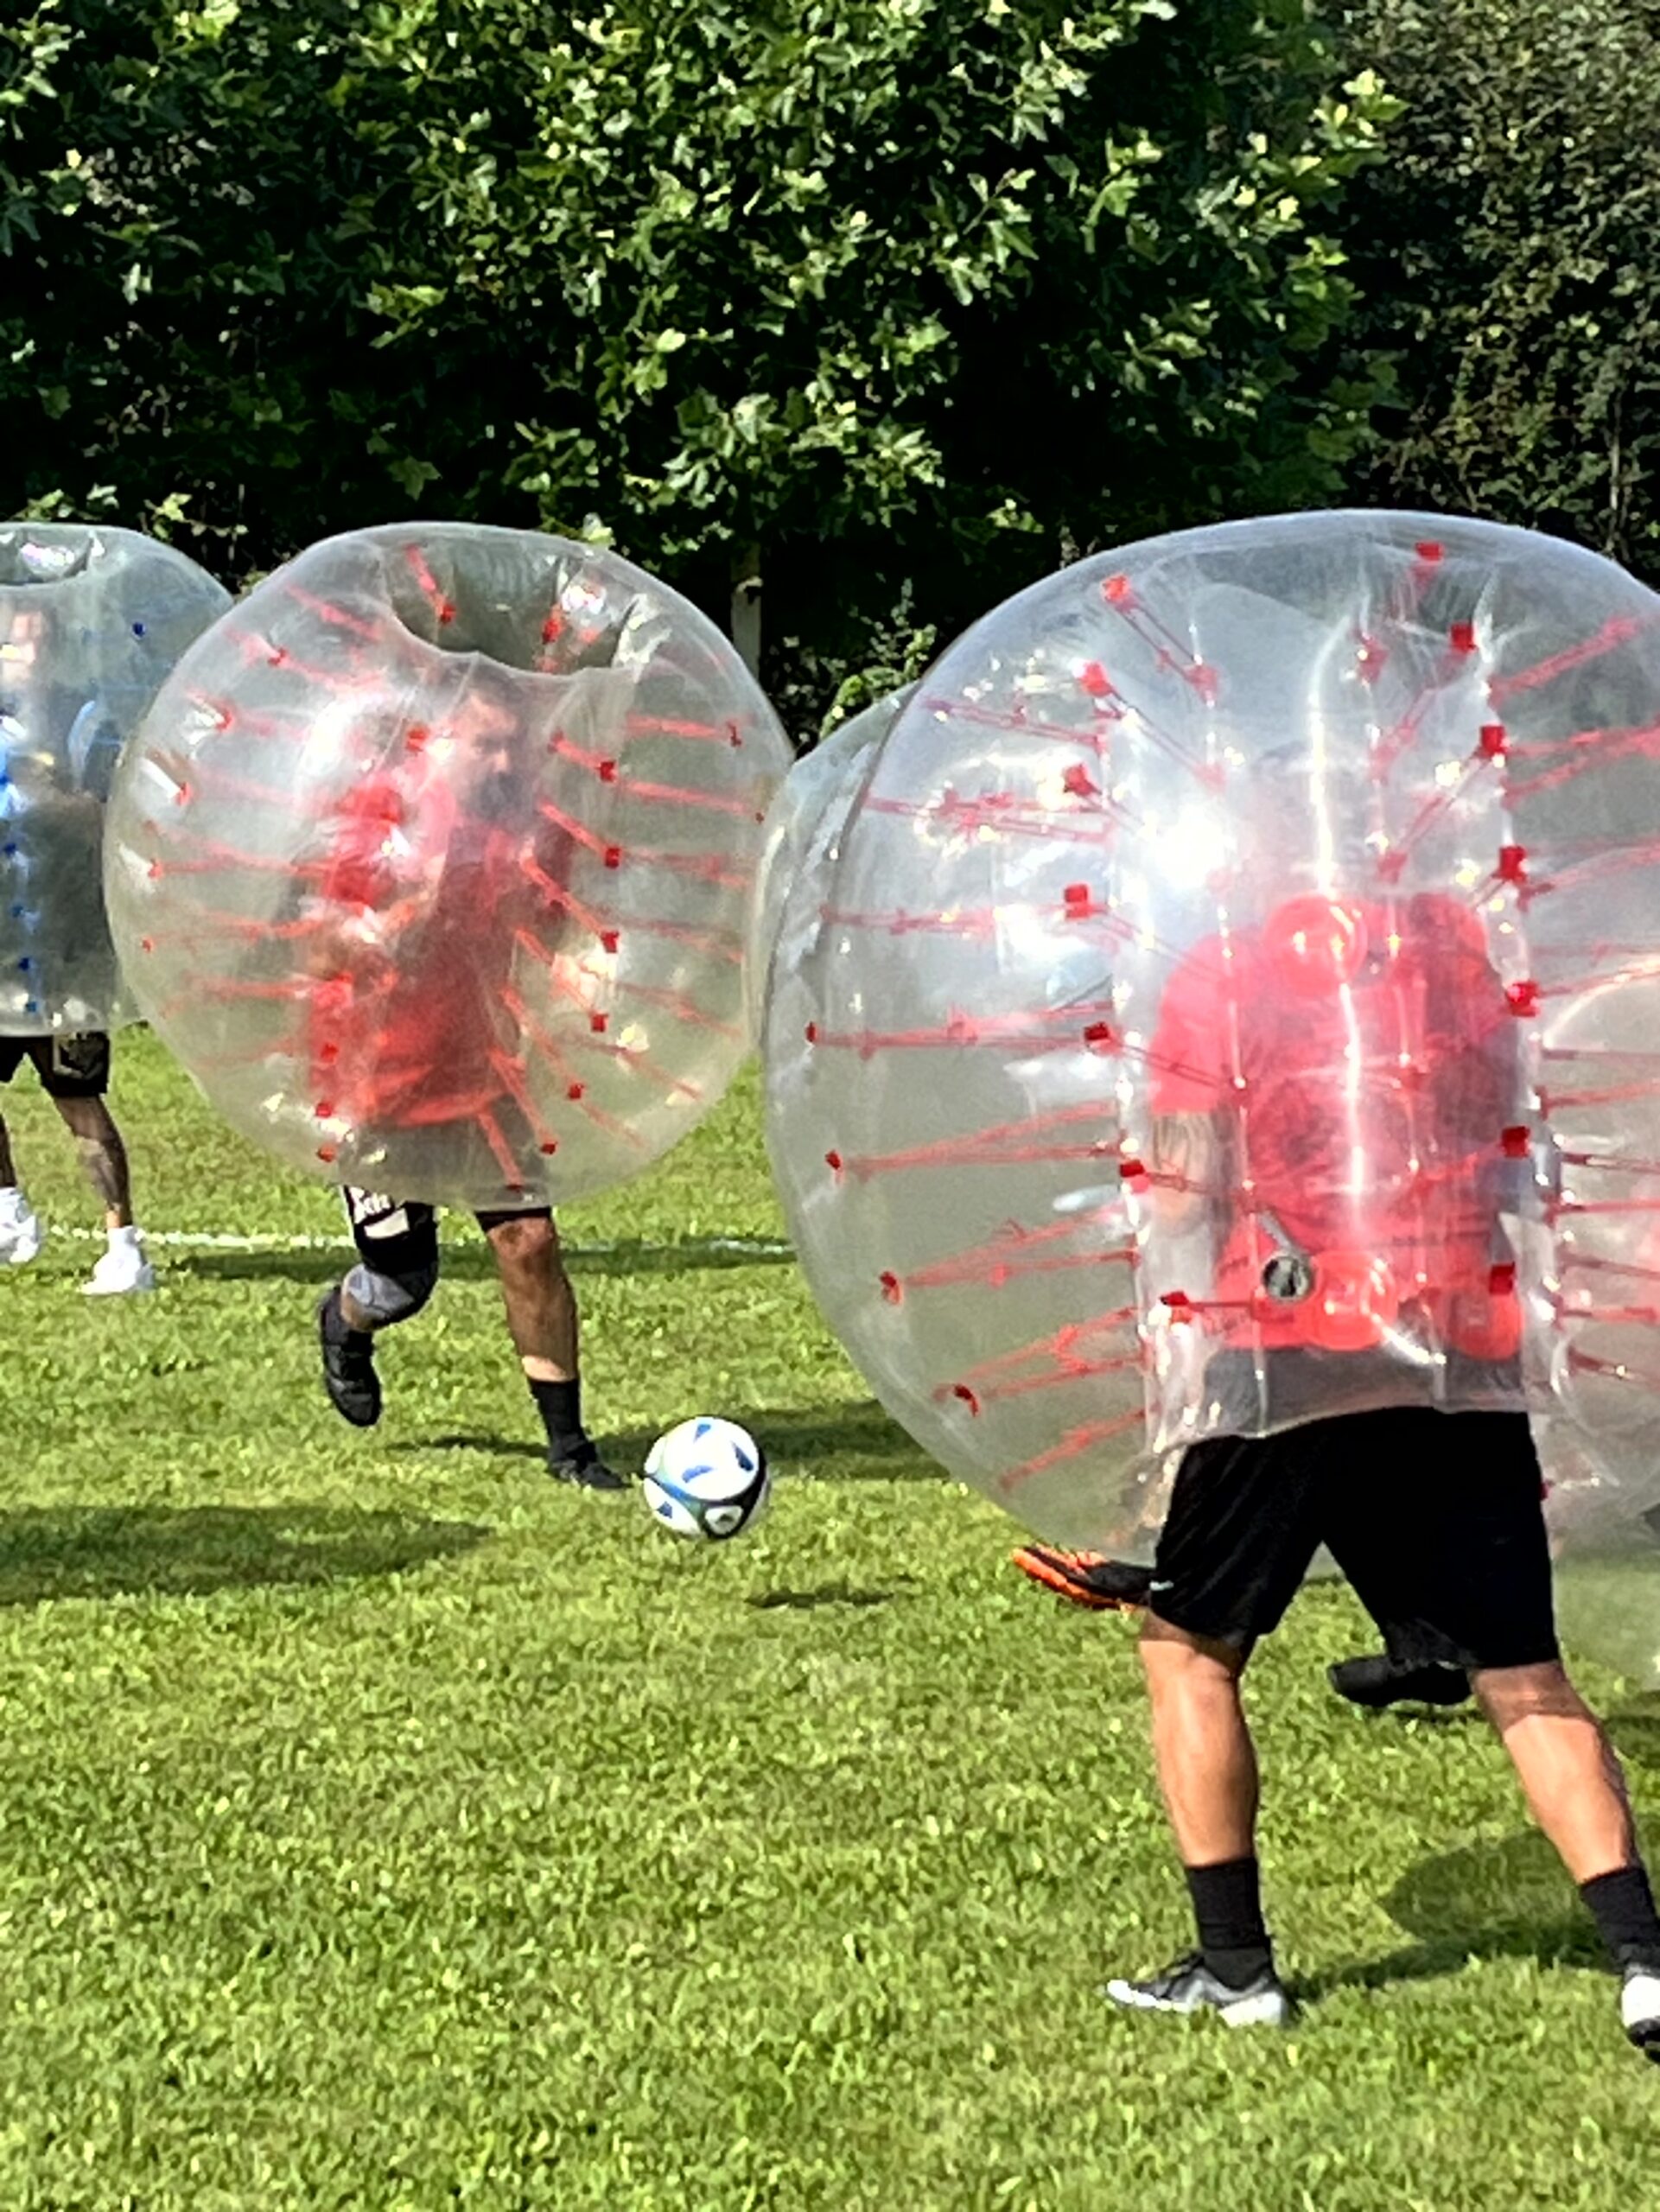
left=1149, top=1109, right=1226, bottom=1230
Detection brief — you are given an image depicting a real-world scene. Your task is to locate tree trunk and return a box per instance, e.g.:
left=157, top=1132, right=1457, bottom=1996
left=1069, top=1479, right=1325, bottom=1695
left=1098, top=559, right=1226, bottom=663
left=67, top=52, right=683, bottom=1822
left=730, top=543, right=762, bottom=677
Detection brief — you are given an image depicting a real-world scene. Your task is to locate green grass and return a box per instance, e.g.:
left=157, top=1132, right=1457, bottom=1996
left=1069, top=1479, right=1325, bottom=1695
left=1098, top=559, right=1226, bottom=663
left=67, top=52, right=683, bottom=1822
left=0, top=1033, right=1653, bottom=2209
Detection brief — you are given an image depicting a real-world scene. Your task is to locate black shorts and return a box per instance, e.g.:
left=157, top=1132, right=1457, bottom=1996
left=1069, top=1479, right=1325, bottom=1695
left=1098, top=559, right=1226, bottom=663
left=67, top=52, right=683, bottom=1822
left=0, top=1032, right=111, bottom=1099
left=1151, top=1401, right=1557, bottom=1671
left=341, top=1187, right=552, bottom=1275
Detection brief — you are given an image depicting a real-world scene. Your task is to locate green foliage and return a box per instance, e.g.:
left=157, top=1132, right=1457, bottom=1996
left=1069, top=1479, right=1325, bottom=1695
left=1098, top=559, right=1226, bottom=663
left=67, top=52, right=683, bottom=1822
left=0, top=1033, right=1653, bottom=2203
left=1339, top=0, right=1660, bottom=576
left=1, top=0, right=1395, bottom=718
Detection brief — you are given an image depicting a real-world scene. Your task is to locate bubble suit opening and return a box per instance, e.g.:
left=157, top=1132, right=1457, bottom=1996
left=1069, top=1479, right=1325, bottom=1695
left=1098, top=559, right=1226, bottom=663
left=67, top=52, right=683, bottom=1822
left=762, top=512, right=1660, bottom=1679
left=108, top=524, right=791, bottom=1209
left=0, top=524, right=229, bottom=1034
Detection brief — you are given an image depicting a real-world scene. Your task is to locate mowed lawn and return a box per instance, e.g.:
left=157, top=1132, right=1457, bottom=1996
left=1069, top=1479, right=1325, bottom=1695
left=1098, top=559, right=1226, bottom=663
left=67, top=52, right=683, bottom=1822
left=0, top=1033, right=1653, bottom=2210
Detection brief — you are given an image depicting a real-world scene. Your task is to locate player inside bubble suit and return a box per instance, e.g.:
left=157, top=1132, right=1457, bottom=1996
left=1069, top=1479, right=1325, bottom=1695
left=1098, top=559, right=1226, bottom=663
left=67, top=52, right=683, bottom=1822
left=0, top=598, right=155, bottom=1293
left=1019, top=747, right=1498, bottom=1707
left=1096, top=746, right=1660, bottom=2055
left=308, top=657, right=624, bottom=1490
left=1145, top=741, right=1529, bottom=1418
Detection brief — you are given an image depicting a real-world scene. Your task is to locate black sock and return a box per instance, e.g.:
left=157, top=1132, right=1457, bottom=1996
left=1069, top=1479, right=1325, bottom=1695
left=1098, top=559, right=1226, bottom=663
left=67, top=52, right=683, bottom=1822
left=1186, top=1856, right=1274, bottom=1989
left=531, top=1376, right=589, bottom=1461
left=1581, top=1864, right=1660, bottom=1973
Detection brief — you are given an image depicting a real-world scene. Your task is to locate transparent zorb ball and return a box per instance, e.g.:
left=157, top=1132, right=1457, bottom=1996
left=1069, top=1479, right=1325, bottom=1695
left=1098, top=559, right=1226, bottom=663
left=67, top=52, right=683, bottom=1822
left=762, top=512, right=1660, bottom=1682
left=108, top=523, right=791, bottom=1210
left=0, top=524, right=229, bottom=1033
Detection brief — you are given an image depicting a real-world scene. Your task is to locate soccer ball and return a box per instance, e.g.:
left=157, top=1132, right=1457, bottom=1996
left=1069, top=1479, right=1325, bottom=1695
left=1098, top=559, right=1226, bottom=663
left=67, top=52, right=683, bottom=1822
left=642, top=1417, right=771, bottom=1541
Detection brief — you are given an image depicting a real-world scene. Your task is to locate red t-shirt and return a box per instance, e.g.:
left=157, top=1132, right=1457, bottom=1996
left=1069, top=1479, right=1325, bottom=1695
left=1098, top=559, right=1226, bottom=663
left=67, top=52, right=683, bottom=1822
left=310, top=766, right=564, bottom=1130
left=1148, top=893, right=1523, bottom=1358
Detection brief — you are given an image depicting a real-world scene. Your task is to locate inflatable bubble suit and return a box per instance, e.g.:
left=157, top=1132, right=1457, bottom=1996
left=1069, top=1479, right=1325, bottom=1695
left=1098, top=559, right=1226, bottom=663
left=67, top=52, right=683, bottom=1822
left=746, top=686, right=913, bottom=1040
left=762, top=512, right=1660, bottom=1683
left=0, top=524, right=229, bottom=1033
left=107, top=524, right=791, bottom=1209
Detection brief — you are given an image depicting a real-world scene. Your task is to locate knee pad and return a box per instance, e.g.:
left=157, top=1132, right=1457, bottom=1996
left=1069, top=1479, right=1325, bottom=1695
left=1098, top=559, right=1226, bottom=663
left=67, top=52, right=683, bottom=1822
left=341, top=1255, right=438, bottom=1326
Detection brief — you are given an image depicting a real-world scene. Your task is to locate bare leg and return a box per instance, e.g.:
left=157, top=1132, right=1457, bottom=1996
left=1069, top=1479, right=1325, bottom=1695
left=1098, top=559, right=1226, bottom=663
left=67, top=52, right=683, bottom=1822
left=485, top=1211, right=578, bottom=1383
left=52, top=1095, right=132, bottom=1229
left=0, top=1110, right=15, bottom=1187
left=1476, top=1661, right=1638, bottom=1882
left=1140, top=1615, right=1259, bottom=1865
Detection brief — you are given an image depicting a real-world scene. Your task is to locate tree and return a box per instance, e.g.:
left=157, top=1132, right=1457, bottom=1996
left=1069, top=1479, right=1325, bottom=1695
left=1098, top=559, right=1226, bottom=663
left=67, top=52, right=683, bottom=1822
left=1338, top=0, right=1660, bottom=580
left=2, top=0, right=1396, bottom=723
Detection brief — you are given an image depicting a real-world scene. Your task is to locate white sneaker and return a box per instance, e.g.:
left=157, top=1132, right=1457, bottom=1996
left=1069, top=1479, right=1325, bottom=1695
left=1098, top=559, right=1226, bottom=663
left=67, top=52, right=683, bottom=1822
left=0, top=1195, right=42, bottom=1267
left=82, top=1236, right=156, bottom=1297
left=1622, top=1966, right=1660, bottom=2062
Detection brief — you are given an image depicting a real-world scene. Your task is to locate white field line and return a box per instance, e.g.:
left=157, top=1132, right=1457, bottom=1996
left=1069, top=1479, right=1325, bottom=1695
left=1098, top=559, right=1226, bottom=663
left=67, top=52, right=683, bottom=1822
left=49, top=1225, right=795, bottom=1260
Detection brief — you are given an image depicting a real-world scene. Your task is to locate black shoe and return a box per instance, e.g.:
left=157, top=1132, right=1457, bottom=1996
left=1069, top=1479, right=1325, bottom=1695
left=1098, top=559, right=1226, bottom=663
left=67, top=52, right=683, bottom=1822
left=1104, top=1950, right=1295, bottom=2028
left=1328, top=1653, right=1471, bottom=1710
left=316, top=1289, right=382, bottom=1428
left=548, top=1440, right=628, bottom=1493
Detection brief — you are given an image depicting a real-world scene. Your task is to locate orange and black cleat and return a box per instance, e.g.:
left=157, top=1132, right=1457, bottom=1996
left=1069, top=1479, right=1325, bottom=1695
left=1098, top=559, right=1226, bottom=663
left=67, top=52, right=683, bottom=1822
left=1010, top=1546, right=1152, bottom=1612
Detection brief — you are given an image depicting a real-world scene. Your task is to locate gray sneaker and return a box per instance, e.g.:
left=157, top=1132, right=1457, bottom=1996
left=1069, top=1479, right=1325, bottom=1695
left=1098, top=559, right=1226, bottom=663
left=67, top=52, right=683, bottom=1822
left=316, top=1288, right=382, bottom=1428
left=1622, top=1965, right=1660, bottom=2062
left=1105, top=1950, right=1294, bottom=2029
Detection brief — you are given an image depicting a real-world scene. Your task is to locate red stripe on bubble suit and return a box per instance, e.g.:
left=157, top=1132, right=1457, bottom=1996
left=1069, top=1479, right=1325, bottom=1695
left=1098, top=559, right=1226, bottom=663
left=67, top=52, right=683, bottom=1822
left=1562, top=1253, right=1660, bottom=1295
left=502, top=982, right=702, bottom=1112
left=1561, top=1349, right=1660, bottom=1402
left=1508, top=836, right=1660, bottom=908
left=550, top=731, right=766, bottom=819
left=819, top=885, right=1140, bottom=949
left=507, top=1000, right=656, bottom=1151
left=824, top=1103, right=1121, bottom=1182
left=521, top=853, right=620, bottom=950
left=1377, top=742, right=1508, bottom=882
left=403, top=543, right=457, bottom=626
left=485, top=1050, right=563, bottom=1157
left=944, top=1350, right=1145, bottom=1416
left=279, top=585, right=398, bottom=645
left=883, top=1212, right=1135, bottom=1294
left=622, top=713, right=745, bottom=747
left=862, top=787, right=1133, bottom=848
left=1490, top=615, right=1654, bottom=703
left=806, top=1006, right=1122, bottom=1061
left=934, top=1308, right=1146, bottom=1419
left=1504, top=719, right=1660, bottom=802
left=923, top=689, right=1218, bottom=791
left=938, top=1310, right=1142, bottom=1409
left=995, top=1414, right=1148, bottom=1495
left=1370, top=621, right=1488, bottom=776
left=1099, top=574, right=1219, bottom=702
left=1541, top=1043, right=1660, bottom=1116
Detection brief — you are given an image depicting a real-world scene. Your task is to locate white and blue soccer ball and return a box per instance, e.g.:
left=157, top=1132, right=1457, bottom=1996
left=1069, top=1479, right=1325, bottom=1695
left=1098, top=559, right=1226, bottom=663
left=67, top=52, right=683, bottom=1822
left=642, top=1417, right=771, bottom=1541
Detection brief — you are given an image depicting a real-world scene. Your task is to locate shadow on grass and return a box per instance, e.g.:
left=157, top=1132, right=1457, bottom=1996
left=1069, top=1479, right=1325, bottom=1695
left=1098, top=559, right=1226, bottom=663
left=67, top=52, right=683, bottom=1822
left=396, top=1436, right=547, bottom=1464
left=749, top=1580, right=916, bottom=1611
left=174, top=1238, right=795, bottom=1287
left=391, top=1401, right=934, bottom=1483
left=0, top=1505, right=489, bottom=1606
left=1299, top=1828, right=1606, bottom=2003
